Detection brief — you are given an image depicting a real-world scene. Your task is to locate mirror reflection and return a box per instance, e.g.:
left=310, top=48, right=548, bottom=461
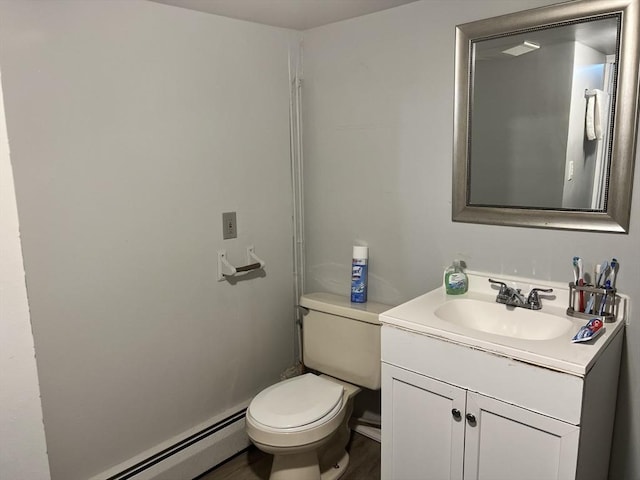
left=468, top=16, right=619, bottom=211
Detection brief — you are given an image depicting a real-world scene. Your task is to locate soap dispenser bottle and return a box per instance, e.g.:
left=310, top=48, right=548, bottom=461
left=444, top=260, right=468, bottom=295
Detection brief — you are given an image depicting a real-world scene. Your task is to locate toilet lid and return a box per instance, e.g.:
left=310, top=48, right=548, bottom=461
left=249, top=374, right=344, bottom=429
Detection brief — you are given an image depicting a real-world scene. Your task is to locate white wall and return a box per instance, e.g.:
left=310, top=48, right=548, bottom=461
left=302, top=1, right=640, bottom=478
left=0, top=69, right=51, bottom=480
left=0, top=1, right=297, bottom=478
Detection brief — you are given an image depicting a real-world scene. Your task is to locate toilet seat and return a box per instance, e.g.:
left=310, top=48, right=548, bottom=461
left=248, top=374, right=344, bottom=431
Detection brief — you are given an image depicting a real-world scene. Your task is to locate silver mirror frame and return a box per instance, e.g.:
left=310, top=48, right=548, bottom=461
left=453, top=0, right=640, bottom=233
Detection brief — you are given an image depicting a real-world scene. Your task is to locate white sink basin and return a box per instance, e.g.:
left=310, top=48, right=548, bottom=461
left=434, top=298, right=572, bottom=341
left=380, top=271, right=628, bottom=375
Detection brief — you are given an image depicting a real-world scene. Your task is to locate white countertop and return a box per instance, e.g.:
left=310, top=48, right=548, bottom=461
left=380, top=271, right=628, bottom=377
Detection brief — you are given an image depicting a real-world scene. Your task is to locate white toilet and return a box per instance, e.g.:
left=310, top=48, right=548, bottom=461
left=245, top=292, right=390, bottom=480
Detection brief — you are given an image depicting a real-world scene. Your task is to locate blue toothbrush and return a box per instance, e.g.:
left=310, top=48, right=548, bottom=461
left=585, top=293, right=595, bottom=315
left=599, top=279, right=611, bottom=315
left=608, top=258, right=618, bottom=288
left=599, top=258, right=618, bottom=316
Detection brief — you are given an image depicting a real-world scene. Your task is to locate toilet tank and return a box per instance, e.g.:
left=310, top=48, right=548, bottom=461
left=299, top=293, right=391, bottom=390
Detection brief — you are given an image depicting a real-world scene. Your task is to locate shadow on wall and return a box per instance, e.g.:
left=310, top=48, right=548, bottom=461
left=308, top=262, right=402, bottom=305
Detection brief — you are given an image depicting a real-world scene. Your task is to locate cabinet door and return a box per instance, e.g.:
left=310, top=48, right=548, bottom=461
left=382, top=363, right=466, bottom=480
left=463, top=392, right=579, bottom=480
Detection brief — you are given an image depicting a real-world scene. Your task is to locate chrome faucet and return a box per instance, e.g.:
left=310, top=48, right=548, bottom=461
left=488, top=279, right=553, bottom=310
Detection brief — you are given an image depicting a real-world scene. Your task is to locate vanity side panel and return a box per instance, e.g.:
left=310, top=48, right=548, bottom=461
left=381, top=326, right=584, bottom=424
left=576, top=327, right=624, bottom=480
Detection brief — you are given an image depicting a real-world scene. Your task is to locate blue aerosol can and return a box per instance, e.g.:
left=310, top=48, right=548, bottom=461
left=351, top=246, right=369, bottom=303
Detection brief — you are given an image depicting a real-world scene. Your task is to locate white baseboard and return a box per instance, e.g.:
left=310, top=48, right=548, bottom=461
left=152, top=419, right=249, bottom=480
left=352, top=424, right=381, bottom=443
left=92, top=402, right=251, bottom=480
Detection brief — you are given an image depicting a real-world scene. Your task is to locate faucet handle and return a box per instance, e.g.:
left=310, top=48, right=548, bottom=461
left=526, top=287, right=553, bottom=309
left=488, top=278, right=508, bottom=294
left=489, top=279, right=513, bottom=303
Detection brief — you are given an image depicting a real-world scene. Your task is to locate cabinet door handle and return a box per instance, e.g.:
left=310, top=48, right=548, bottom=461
left=466, top=413, right=477, bottom=425
left=451, top=408, right=462, bottom=420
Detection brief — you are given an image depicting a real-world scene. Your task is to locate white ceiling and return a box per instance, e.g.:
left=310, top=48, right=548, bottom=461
left=150, top=0, right=418, bottom=30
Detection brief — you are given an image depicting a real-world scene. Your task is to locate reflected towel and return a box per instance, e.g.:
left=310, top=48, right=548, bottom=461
left=585, top=89, right=606, bottom=141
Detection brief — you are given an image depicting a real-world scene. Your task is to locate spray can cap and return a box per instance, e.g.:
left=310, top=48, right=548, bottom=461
left=353, top=246, right=369, bottom=259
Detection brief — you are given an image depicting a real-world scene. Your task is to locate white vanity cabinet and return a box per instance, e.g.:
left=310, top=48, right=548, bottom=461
left=383, top=363, right=579, bottom=480
left=381, top=325, right=624, bottom=480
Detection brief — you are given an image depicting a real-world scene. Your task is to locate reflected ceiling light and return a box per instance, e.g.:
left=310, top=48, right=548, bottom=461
left=502, top=41, right=540, bottom=56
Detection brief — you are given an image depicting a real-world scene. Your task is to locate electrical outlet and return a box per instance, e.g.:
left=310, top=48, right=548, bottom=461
left=222, top=212, right=237, bottom=240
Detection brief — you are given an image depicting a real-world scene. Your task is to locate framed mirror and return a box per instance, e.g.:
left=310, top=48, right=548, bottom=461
left=453, top=0, right=639, bottom=233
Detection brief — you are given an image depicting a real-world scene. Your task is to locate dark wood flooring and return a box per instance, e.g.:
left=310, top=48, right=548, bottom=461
left=197, top=432, right=380, bottom=480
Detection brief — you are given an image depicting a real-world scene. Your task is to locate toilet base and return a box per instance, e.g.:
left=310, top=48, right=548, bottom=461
left=269, top=449, right=349, bottom=480
left=320, top=450, right=349, bottom=480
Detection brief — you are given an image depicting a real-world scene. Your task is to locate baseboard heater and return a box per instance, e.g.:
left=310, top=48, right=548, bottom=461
left=105, top=408, right=247, bottom=480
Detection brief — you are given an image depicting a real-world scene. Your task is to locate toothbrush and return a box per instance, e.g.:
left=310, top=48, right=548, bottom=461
left=598, top=258, right=619, bottom=317
left=590, top=263, right=602, bottom=314
left=599, top=279, right=611, bottom=315
left=608, top=258, right=618, bottom=288
left=572, top=257, right=580, bottom=285
left=572, top=257, right=585, bottom=312
left=577, top=257, right=585, bottom=312
left=572, top=257, right=581, bottom=311
left=585, top=293, right=595, bottom=315
left=596, top=260, right=609, bottom=287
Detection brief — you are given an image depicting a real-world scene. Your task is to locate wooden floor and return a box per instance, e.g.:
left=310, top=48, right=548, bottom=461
left=196, top=432, right=380, bottom=480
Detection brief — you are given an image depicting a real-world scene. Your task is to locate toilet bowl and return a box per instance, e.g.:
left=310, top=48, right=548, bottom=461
left=246, top=374, right=360, bottom=480
left=245, top=293, right=390, bottom=480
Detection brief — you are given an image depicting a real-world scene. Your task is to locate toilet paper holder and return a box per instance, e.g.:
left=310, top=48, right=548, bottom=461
left=217, top=246, right=265, bottom=281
